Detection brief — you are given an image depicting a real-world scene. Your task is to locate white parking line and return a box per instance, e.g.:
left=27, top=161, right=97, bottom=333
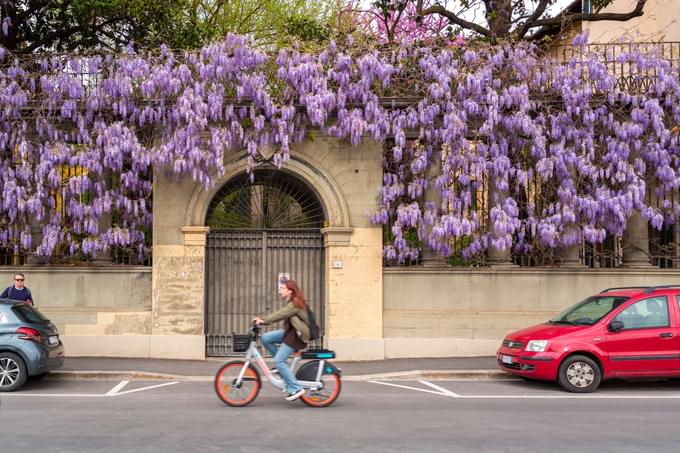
left=369, top=380, right=457, bottom=397
left=419, top=380, right=461, bottom=397
left=106, top=380, right=130, bottom=396
left=2, top=380, right=179, bottom=398
left=0, top=392, right=107, bottom=397
left=370, top=380, right=680, bottom=399
left=112, top=382, right=178, bottom=396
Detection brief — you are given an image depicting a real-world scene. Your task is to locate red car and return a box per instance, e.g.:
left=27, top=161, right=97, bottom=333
left=497, top=285, right=680, bottom=392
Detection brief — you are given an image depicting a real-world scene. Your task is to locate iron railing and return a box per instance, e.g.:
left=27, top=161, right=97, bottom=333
left=546, top=41, right=680, bottom=94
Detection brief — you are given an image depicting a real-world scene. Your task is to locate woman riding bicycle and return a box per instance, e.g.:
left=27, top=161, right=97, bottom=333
left=253, top=278, right=310, bottom=402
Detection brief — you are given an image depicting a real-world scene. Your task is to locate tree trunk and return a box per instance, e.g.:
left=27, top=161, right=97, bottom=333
left=485, top=0, right=512, bottom=40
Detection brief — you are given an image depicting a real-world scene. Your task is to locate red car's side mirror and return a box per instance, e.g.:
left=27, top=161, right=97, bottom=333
left=608, top=320, right=625, bottom=332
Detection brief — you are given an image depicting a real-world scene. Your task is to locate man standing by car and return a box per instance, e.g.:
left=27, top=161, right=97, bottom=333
left=1, top=273, right=34, bottom=305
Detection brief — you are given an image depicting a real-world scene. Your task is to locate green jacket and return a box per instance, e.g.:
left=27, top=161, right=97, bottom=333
left=262, top=301, right=311, bottom=343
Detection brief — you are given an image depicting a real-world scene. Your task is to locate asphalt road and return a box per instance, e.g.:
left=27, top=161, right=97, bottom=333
left=1, top=377, right=679, bottom=452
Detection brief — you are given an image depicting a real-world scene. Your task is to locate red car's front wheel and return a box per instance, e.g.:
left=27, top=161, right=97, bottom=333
left=557, top=355, right=601, bottom=393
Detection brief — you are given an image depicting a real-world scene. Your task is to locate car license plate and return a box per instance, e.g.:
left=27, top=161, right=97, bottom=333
left=501, top=354, right=513, bottom=364
left=47, top=335, right=59, bottom=346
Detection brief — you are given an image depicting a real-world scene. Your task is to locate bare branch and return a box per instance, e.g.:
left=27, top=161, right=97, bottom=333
left=18, top=25, right=83, bottom=53
left=16, top=0, right=54, bottom=24
left=530, top=0, right=646, bottom=29
left=416, top=1, right=491, bottom=37
left=516, top=0, right=549, bottom=38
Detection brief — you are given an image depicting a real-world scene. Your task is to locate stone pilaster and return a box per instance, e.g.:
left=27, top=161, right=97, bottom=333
left=92, top=210, right=113, bottom=264
left=93, top=170, right=114, bottom=264
left=561, top=243, right=584, bottom=267
left=486, top=177, right=516, bottom=268
left=322, top=226, right=385, bottom=360
left=421, top=156, right=447, bottom=267
left=25, top=221, right=43, bottom=264
left=321, top=227, right=353, bottom=247
left=561, top=226, right=585, bottom=268
left=622, top=211, right=654, bottom=268
left=150, top=226, right=209, bottom=359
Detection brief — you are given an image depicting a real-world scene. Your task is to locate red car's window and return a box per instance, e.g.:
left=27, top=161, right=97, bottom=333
left=614, top=296, right=669, bottom=329
left=550, top=296, right=628, bottom=325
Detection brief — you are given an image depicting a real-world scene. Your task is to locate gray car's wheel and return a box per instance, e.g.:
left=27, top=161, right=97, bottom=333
left=0, top=352, right=28, bottom=392
left=557, top=355, right=601, bottom=393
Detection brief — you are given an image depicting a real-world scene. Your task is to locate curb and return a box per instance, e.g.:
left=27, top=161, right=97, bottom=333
left=50, top=369, right=512, bottom=382
left=344, top=369, right=512, bottom=381
left=50, top=371, right=209, bottom=382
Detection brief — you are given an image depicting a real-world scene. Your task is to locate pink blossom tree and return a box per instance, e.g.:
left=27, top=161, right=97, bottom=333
left=350, top=0, right=460, bottom=44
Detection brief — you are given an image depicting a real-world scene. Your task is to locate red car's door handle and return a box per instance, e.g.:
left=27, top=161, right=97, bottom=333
left=659, top=333, right=673, bottom=338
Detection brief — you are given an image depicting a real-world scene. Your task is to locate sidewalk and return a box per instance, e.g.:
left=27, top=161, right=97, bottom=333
left=53, top=356, right=508, bottom=381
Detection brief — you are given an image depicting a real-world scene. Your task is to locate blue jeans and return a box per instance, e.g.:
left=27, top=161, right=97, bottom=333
left=261, top=329, right=302, bottom=394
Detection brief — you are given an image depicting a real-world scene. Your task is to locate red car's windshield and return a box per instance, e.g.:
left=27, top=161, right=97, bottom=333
left=549, top=295, right=629, bottom=326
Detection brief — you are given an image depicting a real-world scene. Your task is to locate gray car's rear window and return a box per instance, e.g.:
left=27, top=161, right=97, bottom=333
left=12, top=304, right=50, bottom=323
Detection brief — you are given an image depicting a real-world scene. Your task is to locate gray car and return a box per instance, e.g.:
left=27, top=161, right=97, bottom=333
left=0, top=299, right=64, bottom=391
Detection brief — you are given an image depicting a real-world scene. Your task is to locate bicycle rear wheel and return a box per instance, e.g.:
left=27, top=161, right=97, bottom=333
left=214, top=360, right=261, bottom=407
left=296, top=361, right=342, bottom=407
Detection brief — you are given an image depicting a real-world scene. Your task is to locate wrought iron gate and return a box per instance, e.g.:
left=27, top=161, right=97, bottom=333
left=204, top=170, right=326, bottom=356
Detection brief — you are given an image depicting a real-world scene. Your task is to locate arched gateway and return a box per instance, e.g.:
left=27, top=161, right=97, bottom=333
left=204, top=169, right=326, bottom=356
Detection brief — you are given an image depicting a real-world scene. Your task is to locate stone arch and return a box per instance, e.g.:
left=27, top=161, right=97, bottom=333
left=186, top=150, right=350, bottom=229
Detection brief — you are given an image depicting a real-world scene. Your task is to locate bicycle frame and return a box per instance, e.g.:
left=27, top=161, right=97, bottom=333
left=236, top=335, right=327, bottom=391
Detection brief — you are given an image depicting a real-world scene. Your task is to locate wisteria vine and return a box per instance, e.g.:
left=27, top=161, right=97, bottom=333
left=0, top=33, right=679, bottom=263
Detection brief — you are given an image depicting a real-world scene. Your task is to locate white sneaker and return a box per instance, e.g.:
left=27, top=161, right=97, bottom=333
left=285, top=389, right=306, bottom=401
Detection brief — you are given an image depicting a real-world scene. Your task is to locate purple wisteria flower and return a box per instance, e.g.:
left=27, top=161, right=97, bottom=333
left=0, top=33, right=679, bottom=264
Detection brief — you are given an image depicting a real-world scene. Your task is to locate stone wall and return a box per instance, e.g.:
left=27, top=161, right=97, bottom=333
left=0, top=267, right=153, bottom=356
left=382, top=267, right=680, bottom=358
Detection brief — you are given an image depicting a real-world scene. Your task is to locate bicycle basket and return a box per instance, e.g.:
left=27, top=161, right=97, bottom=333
left=232, top=335, right=250, bottom=353
left=301, top=348, right=336, bottom=359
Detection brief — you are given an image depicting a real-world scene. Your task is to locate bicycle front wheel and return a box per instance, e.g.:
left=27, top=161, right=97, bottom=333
left=214, top=360, right=261, bottom=407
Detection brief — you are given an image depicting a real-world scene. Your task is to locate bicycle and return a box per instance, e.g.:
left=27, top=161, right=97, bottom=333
left=214, top=322, right=342, bottom=407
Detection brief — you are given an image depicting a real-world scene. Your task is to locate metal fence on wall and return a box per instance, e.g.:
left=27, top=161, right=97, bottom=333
left=547, top=41, right=680, bottom=94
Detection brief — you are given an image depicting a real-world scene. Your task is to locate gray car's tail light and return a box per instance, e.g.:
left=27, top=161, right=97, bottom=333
left=16, top=327, right=43, bottom=343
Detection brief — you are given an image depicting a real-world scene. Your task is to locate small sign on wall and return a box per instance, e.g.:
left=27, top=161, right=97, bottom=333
left=332, top=259, right=343, bottom=269
left=278, top=272, right=290, bottom=286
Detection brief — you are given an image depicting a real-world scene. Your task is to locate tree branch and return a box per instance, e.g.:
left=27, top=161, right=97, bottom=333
left=17, top=25, right=83, bottom=53
left=530, top=0, right=646, bottom=29
left=207, top=0, right=227, bottom=27
left=98, top=28, right=129, bottom=48
left=516, top=0, right=549, bottom=38
left=416, top=2, right=491, bottom=37
left=16, top=13, right=124, bottom=53
left=389, top=5, right=408, bottom=43
left=237, top=4, right=266, bottom=34
left=16, top=0, right=55, bottom=24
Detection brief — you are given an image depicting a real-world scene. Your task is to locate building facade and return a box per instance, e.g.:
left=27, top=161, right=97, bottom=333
left=2, top=5, right=680, bottom=359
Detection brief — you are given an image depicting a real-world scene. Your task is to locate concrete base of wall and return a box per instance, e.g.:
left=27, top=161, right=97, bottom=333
left=62, top=335, right=205, bottom=360
left=326, top=337, right=500, bottom=360
left=327, top=338, right=386, bottom=360
left=384, top=337, right=500, bottom=358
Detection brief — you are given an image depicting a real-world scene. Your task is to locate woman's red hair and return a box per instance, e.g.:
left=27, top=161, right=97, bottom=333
left=284, top=280, right=307, bottom=309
